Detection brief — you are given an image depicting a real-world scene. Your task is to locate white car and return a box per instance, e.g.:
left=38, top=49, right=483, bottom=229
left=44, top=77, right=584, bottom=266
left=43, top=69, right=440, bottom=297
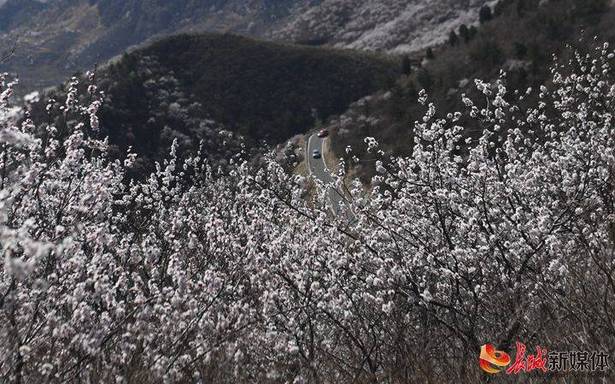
left=312, top=149, right=321, bottom=159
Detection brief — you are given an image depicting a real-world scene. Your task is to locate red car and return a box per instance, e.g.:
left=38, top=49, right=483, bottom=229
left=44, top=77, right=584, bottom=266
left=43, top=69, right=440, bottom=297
left=317, top=129, right=329, bottom=138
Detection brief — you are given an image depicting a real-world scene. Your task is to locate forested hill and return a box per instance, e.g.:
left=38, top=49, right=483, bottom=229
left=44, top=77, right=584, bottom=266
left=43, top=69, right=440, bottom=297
left=127, top=33, right=397, bottom=140
left=34, top=33, right=398, bottom=174
left=324, top=0, right=615, bottom=180
left=0, top=0, right=307, bottom=91
left=0, top=0, right=492, bottom=93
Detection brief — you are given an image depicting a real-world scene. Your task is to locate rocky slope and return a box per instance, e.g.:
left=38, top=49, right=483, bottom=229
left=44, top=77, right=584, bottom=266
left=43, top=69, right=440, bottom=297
left=0, top=0, right=309, bottom=91
left=272, top=0, right=496, bottom=53
left=0, top=0, right=493, bottom=92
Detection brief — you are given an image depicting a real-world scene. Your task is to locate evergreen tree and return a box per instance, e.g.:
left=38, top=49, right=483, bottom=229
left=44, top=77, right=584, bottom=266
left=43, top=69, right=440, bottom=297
left=449, top=30, right=459, bottom=46
left=401, top=55, right=412, bottom=76
left=459, top=24, right=470, bottom=43
left=479, top=5, right=493, bottom=24
left=426, top=47, right=435, bottom=60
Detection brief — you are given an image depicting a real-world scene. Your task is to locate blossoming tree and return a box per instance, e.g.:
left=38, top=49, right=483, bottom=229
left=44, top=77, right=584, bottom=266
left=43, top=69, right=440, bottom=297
left=0, top=43, right=614, bottom=383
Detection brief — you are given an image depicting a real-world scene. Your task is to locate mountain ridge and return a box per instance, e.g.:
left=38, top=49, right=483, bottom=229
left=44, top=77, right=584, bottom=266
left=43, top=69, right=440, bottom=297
left=1, top=0, right=493, bottom=93
left=29, top=31, right=398, bottom=175
left=271, top=0, right=496, bottom=53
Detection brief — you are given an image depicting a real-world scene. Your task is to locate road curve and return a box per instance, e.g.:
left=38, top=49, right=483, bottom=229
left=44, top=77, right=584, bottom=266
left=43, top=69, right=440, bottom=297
left=306, top=133, right=351, bottom=219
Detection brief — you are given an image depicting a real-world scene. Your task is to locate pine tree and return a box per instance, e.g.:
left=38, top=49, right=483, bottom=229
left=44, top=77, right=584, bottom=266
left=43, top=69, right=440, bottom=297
left=449, top=30, right=459, bottom=46
left=426, top=48, right=435, bottom=60
left=479, top=5, right=493, bottom=24
left=459, top=24, right=470, bottom=43
left=401, top=55, right=412, bottom=76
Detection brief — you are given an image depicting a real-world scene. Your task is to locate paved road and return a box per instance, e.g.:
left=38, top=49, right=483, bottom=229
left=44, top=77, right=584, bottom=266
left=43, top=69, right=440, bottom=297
left=306, top=134, right=351, bottom=219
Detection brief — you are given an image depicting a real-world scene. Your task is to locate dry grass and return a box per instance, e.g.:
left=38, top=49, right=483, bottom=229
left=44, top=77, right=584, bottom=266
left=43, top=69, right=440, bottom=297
left=322, top=137, right=339, bottom=173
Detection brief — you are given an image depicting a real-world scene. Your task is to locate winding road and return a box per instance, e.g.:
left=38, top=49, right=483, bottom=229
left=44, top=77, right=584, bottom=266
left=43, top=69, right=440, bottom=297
left=306, top=133, right=353, bottom=220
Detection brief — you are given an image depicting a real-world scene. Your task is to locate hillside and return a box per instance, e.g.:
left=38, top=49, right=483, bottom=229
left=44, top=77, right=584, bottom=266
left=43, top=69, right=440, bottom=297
left=0, top=0, right=493, bottom=93
left=3, top=1, right=615, bottom=382
left=34, top=33, right=398, bottom=174
left=322, top=0, right=615, bottom=180
left=271, top=0, right=495, bottom=52
left=0, top=0, right=308, bottom=92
